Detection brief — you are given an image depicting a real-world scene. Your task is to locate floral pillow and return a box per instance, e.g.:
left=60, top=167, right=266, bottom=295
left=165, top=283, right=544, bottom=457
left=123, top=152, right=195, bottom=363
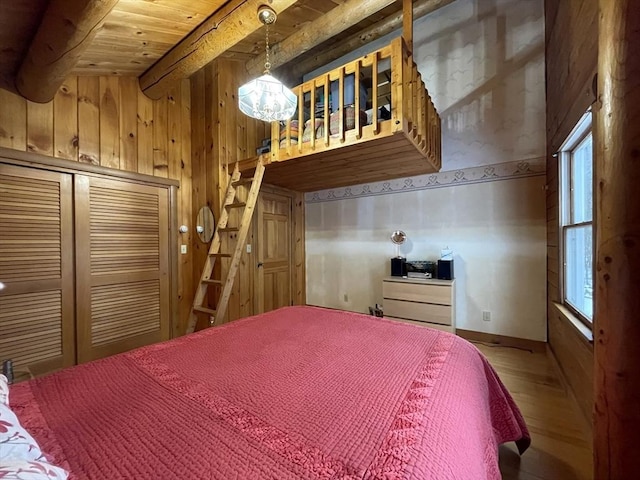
left=0, top=375, right=68, bottom=479
left=0, top=375, right=9, bottom=406
left=0, top=459, right=68, bottom=479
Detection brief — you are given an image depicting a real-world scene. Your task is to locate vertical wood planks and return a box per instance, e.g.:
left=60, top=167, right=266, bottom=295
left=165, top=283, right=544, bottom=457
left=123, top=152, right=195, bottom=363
left=338, top=67, right=345, bottom=142
left=26, top=100, right=53, bottom=155
left=53, top=78, right=78, bottom=161
left=324, top=74, right=330, bottom=146
left=292, top=190, right=305, bottom=305
left=153, top=92, right=168, bottom=177
left=178, top=78, right=193, bottom=337
left=188, top=57, right=303, bottom=328
left=310, top=85, right=316, bottom=149
left=137, top=83, right=154, bottom=175
left=119, top=77, right=138, bottom=172
left=167, top=86, right=181, bottom=181
left=0, top=89, right=26, bottom=150
left=2, top=73, right=193, bottom=337
left=354, top=61, right=362, bottom=139
left=78, top=77, right=100, bottom=165
left=372, top=53, right=379, bottom=134
left=219, top=59, right=238, bottom=323
left=190, top=68, right=209, bottom=332
left=391, top=37, right=403, bottom=132
left=99, top=76, right=119, bottom=169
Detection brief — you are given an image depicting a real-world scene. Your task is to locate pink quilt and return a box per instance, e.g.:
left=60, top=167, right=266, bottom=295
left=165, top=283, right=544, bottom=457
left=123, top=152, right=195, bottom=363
left=11, top=306, right=529, bottom=479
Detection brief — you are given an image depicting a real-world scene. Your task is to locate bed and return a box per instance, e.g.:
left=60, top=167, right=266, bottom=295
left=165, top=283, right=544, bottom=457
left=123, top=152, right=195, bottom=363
left=5, top=306, right=529, bottom=479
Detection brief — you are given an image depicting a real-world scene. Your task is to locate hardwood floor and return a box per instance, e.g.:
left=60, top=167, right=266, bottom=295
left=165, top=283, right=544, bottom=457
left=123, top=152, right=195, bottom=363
left=475, top=342, right=593, bottom=480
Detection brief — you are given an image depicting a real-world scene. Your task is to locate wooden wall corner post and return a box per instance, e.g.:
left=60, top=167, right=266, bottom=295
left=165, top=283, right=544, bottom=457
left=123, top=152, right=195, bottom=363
left=402, top=0, right=414, bottom=54
left=594, top=1, right=640, bottom=478
left=390, top=38, right=404, bottom=133
left=15, top=0, right=119, bottom=103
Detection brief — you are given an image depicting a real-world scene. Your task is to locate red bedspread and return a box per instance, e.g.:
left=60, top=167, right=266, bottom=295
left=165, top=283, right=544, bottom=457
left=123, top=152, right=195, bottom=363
left=11, top=306, right=529, bottom=479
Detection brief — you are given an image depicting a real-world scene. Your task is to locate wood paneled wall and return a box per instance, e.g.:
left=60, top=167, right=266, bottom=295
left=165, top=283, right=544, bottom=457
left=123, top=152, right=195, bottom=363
left=545, top=0, right=597, bottom=427
left=190, top=58, right=304, bottom=330
left=0, top=78, right=194, bottom=336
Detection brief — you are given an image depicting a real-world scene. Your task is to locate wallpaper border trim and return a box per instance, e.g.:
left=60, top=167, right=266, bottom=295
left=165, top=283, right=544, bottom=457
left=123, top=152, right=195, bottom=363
left=305, top=157, right=546, bottom=203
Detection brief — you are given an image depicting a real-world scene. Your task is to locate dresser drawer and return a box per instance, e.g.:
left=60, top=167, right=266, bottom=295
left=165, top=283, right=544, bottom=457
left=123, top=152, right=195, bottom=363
left=383, top=281, right=452, bottom=305
left=386, top=316, right=455, bottom=333
left=384, top=299, right=452, bottom=325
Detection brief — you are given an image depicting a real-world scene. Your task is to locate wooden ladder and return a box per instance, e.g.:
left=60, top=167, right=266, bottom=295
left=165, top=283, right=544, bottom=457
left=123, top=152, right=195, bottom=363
left=186, top=160, right=265, bottom=333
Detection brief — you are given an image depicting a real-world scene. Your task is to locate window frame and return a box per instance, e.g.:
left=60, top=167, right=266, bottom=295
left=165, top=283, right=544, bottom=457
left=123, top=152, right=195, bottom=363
left=558, top=112, right=593, bottom=328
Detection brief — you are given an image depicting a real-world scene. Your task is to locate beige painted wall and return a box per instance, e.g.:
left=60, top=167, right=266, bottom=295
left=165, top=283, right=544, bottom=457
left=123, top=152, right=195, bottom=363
left=305, top=0, right=547, bottom=341
left=306, top=163, right=547, bottom=341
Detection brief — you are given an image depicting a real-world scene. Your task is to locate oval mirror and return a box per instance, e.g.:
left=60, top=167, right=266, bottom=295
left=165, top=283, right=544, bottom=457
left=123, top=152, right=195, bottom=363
left=390, top=230, right=406, bottom=245
left=196, top=206, right=215, bottom=243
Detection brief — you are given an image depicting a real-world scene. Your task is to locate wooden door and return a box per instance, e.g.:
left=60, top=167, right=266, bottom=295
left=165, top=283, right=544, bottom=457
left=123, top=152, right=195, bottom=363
left=75, top=175, right=171, bottom=363
left=256, top=191, right=293, bottom=313
left=0, top=163, right=75, bottom=375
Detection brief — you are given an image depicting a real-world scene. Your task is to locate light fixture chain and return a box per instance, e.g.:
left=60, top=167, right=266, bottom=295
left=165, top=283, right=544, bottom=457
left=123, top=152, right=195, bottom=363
left=264, top=23, right=271, bottom=74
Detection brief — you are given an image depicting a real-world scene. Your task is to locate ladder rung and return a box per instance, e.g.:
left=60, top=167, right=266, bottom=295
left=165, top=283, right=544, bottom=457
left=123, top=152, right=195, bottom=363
left=218, top=227, right=239, bottom=232
left=210, top=253, right=231, bottom=258
left=226, top=202, right=246, bottom=209
left=232, top=177, right=254, bottom=187
left=202, top=279, right=222, bottom=285
left=193, top=306, right=217, bottom=315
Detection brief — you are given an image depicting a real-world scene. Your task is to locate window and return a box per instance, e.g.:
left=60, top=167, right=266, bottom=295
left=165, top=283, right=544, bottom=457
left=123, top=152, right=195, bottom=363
left=559, top=113, right=593, bottom=325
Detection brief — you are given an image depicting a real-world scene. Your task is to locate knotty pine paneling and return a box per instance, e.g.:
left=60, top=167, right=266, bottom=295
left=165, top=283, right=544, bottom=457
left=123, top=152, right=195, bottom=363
left=548, top=303, right=594, bottom=433
left=0, top=78, right=193, bottom=336
left=545, top=0, right=597, bottom=427
left=190, top=59, right=265, bottom=329
left=191, top=58, right=306, bottom=330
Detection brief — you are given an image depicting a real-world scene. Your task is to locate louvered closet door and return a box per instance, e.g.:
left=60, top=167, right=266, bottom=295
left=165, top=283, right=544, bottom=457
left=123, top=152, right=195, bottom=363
left=75, top=175, right=170, bottom=363
left=0, top=164, right=75, bottom=374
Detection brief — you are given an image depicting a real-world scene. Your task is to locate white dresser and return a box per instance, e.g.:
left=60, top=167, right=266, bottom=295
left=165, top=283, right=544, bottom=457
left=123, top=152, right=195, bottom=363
left=382, top=277, right=456, bottom=333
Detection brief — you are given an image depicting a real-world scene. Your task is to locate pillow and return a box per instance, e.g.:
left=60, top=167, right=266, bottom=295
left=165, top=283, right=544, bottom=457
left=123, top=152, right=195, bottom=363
left=0, top=459, right=68, bottom=479
left=0, top=375, right=68, bottom=479
left=1, top=376, right=43, bottom=463
left=0, top=374, right=9, bottom=406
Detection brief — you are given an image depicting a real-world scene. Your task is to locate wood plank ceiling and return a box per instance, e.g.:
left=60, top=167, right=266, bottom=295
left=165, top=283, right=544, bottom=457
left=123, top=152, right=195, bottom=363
left=0, top=0, right=406, bottom=94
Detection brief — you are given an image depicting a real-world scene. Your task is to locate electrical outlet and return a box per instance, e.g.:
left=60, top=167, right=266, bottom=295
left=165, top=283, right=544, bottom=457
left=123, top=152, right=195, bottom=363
left=180, top=244, right=187, bottom=254
left=482, top=311, right=491, bottom=322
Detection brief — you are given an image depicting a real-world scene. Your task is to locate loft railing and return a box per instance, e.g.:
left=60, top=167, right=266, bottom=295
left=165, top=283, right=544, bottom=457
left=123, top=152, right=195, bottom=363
left=269, top=37, right=440, bottom=168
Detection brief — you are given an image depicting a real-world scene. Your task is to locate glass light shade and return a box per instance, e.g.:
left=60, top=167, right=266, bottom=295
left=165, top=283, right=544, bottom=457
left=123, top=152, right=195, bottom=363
left=238, top=74, right=297, bottom=122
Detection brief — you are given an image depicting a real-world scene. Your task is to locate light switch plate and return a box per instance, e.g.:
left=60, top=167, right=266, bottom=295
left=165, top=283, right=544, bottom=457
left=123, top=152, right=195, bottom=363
left=180, top=245, right=187, bottom=254
left=246, top=244, right=252, bottom=253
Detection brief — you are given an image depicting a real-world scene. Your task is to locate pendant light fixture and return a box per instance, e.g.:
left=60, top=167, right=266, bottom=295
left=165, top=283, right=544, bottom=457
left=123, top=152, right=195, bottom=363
left=238, top=6, right=297, bottom=122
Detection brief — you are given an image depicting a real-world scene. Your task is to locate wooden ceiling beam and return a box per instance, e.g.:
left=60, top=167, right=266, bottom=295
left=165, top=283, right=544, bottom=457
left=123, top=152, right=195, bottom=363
left=139, top=0, right=297, bottom=100
left=245, top=0, right=398, bottom=77
left=15, top=0, right=119, bottom=103
left=278, top=0, right=454, bottom=84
